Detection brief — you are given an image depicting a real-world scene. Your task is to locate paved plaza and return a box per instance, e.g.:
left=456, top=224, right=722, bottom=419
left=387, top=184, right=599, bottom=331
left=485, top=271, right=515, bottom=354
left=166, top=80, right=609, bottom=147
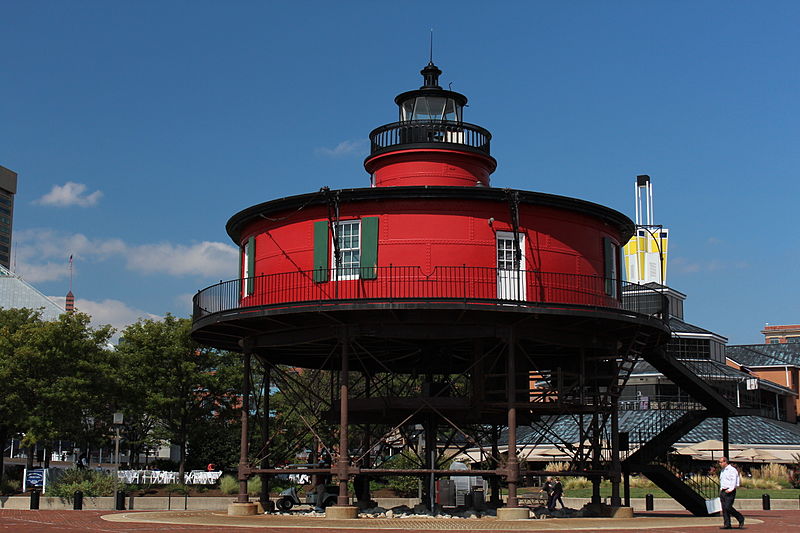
left=1, top=509, right=798, bottom=532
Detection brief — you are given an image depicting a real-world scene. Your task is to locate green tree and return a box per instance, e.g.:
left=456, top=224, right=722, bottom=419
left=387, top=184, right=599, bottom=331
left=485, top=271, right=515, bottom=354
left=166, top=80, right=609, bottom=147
left=186, top=349, right=242, bottom=471
left=0, top=308, right=43, bottom=476
left=116, top=314, right=239, bottom=481
left=0, top=309, right=114, bottom=470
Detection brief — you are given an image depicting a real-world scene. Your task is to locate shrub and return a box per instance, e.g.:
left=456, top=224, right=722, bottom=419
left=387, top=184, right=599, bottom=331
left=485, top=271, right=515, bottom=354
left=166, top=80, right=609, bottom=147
left=751, top=463, right=790, bottom=484
left=165, top=483, right=191, bottom=495
left=544, top=462, right=570, bottom=472
left=561, top=476, right=591, bottom=490
left=218, top=473, right=264, bottom=496
left=740, top=477, right=780, bottom=490
left=49, top=469, right=120, bottom=500
left=379, top=452, right=423, bottom=497
left=220, top=474, right=238, bottom=495
left=629, top=475, right=656, bottom=488
left=247, top=475, right=261, bottom=496
left=0, top=477, right=21, bottom=495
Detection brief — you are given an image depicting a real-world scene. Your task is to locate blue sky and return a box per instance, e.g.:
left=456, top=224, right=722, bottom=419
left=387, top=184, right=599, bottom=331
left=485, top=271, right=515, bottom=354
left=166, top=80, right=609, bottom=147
left=2, top=1, right=798, bottom=344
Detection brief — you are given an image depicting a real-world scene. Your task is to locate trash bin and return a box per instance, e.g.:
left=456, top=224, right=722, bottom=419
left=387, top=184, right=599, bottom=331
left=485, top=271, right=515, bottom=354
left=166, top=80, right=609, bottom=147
left=437, top=479, right=456, bottom=507
left=73, top=490, right=83, bottom=510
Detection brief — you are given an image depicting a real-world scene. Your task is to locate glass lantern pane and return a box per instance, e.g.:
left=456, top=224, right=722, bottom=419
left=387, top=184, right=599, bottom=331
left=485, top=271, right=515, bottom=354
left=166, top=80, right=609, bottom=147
left=401, top=101, right=414, bottom=121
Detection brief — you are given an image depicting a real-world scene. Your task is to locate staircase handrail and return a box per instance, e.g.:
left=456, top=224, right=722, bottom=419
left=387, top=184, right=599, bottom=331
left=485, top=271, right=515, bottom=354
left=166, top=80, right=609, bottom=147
left=654, top=460, right=720, bottom=500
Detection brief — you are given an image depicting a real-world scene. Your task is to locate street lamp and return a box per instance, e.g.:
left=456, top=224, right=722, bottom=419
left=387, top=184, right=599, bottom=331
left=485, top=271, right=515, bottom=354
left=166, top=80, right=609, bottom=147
left=113, top=412, right=124, bottom=468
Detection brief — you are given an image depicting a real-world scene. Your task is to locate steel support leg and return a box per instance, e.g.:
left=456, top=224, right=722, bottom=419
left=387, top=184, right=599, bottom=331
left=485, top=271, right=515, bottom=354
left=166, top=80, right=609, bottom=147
left=260, top=364, right=271, bottom=511
left=425, top=416, right=436, bottom=510
left=237, top=349, right=252, bottom=504
left=337, top=336, right=350, bottom=506
left=490, top=425, right=501, bottom=506
left=722, top=416, right=730, bottom=459
left=610, top=397, right=621, bottom=507
left=506, top=333, right=519, bottom=508
left=591, top=411, right=601, bottom=505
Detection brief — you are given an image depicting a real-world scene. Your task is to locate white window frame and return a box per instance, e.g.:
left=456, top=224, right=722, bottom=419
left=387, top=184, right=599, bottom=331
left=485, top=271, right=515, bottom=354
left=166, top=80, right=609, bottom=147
left=496, top=231, right=526, bottom=300
left=332, top=220, right=361, bottom=280
left=243, top=237, right=255, bottom=296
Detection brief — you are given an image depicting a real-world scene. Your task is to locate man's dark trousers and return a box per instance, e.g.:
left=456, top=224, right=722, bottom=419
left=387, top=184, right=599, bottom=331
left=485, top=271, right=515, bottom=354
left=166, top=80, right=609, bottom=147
left=720, top=489, right=744, bottom=528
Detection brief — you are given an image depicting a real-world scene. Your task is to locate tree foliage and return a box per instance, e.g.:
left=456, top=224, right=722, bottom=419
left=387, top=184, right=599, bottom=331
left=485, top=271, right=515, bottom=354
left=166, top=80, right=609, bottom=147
left=115, top=314, right=241, bottom=480
left=0, top=308, right=113, bottom=472
left=1, top=308, right=244, bottom=480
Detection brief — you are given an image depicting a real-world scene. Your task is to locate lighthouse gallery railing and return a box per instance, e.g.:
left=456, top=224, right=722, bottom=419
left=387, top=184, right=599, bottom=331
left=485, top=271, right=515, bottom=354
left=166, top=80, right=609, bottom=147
left=193, top=266, right=668, bottom=324
left=369, top=120, right=491, bottom=156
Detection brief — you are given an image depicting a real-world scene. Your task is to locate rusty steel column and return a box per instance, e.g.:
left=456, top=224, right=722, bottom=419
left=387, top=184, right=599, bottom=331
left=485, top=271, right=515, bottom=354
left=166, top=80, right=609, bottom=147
left=490, top=426, right=501, bottom=506
left=337, top=335, right=350, bottom=506
left=610, top=396, right=621, bottom=507
left=237, top=348, right=252, bottom=504
left=260, top=364, right=271, bottom=511
left=722, top=415, right=730, bottom=459
left=590, top=410, right=601, bottom=504
left=506, top=332, right=519, bottom=508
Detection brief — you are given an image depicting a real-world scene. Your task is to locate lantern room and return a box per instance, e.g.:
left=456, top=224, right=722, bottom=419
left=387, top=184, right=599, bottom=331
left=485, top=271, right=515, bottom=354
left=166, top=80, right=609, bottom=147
left=395, top=62, right=466, bottom=122
left=365, top=62, right=496, bottom=188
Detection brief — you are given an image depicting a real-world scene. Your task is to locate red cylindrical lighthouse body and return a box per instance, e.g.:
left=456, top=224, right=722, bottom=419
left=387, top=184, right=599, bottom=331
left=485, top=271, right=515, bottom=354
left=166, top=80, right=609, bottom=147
left=365, top=149, right=496, bottom=187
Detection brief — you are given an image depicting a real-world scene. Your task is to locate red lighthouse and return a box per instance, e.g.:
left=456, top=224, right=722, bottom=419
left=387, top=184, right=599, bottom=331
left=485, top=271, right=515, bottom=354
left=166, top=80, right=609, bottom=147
left=193, top=62, right=670, bottom=517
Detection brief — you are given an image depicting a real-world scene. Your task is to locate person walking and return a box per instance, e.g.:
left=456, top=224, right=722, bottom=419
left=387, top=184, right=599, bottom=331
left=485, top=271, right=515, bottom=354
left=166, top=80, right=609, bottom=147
left=551, top=477, right=565, bottom=510
left=718, top=456, right=744, bottom=529
left=543, top=476, right=554, bottom=510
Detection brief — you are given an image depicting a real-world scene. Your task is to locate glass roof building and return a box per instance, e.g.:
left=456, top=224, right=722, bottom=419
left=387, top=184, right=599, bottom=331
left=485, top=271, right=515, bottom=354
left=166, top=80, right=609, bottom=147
left=0, top=263, right=64, bottom=321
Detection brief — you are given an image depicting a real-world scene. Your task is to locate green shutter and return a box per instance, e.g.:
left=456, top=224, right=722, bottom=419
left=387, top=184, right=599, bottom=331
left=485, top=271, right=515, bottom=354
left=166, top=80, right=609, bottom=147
left=360, top=217, right=379, bottom=280
left=603, top=237, right=614, bottom=296
left=238, top=244, right=244, bottom=295
left=246, top=236, right=255, bottom=295
left=313, top=220, right=329, bottom=282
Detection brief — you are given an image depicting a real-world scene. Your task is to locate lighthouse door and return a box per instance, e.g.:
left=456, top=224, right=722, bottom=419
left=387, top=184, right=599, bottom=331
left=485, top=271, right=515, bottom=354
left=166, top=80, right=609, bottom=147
left=496, top=232, right=526, bottom=300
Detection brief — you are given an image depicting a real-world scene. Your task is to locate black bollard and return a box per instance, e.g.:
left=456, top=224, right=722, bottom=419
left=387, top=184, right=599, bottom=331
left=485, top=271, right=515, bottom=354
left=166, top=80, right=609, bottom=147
left=30, top=489, right=40, bottom=510
left=115, top=490, right=126, bottom=510
left=762, top=493, right=770, bottom=510
left=73, top=490, right=83, bottom=510
left=645, top=493, right=654, bottom=511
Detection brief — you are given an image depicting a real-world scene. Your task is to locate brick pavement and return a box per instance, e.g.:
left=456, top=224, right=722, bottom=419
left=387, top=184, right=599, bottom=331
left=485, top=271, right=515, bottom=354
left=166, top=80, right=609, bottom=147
left=0, top=509, right=798, bottom=532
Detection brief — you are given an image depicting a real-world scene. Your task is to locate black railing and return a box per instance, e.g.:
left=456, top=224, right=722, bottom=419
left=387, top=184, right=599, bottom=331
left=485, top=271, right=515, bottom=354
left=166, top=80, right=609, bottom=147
left=629, top=408, right=687, bottom=446
left=193, top=266, right=669, bottom=324
left=656, top=461, right=720, bottom=500
left=368, top=120, right=491, bottom=156
left=678, top=359, right=758, bottom=410
left=619, top=396, right=705, bottom=412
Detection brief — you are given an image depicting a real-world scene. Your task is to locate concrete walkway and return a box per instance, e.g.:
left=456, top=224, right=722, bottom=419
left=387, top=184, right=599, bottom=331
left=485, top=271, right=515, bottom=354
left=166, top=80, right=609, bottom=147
left=4, top=509, right=800, bottom=532
left=103, top=509, right=747, bottom=530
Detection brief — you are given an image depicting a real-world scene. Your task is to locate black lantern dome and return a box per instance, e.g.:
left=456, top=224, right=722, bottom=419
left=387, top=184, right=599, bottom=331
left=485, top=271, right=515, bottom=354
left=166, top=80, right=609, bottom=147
left=394, top=62, right=467, bottom=123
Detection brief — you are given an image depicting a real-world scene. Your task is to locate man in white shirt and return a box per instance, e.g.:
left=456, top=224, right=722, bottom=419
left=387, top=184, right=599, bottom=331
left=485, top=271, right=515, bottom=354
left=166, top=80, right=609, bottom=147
left=718, top=457, right=744, bottom=529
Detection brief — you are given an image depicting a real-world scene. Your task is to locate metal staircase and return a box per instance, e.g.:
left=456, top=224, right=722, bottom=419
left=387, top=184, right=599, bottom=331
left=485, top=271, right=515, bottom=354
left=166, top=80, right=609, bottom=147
left=644, top=348, right=740, bottom=415
left=637, top=462, right=719, bottom=516
left=621, top=346, right=758, bottom=516
left=625, top=409, right=709, bottom=466
left=611, top=330, right=654, bottom=398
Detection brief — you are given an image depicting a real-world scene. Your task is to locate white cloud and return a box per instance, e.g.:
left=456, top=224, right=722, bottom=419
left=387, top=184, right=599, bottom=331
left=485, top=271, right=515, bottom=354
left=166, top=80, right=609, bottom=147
left=35, top=182, right=103, bottom=207
left=315, top=139, right=369, bottom=157
left=49, top=296, right=161, bottom=340
left=173, top=293, right=196, bottom=312
left=126, top=241, right=238, bottom=277
left=671, top=256, right=750, bottom=274
left=13, top=229, right=238, bottom=280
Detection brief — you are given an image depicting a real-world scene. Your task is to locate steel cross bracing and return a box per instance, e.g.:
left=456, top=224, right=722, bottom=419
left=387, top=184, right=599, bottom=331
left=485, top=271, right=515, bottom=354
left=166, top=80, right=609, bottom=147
left=249, top=339, right=507, bottom=478
left=239, top=318, right=670, bottom=513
